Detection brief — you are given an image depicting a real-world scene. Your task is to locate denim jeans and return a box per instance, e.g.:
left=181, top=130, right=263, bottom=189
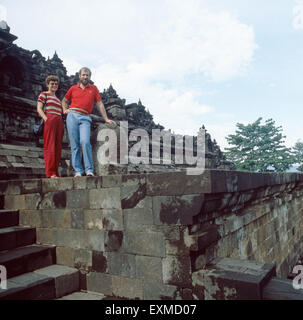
left=66, top=112, right=93, bottom=175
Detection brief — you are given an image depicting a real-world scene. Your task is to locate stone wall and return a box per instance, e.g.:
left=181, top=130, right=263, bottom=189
left=1, top=170, right=303, bottom=299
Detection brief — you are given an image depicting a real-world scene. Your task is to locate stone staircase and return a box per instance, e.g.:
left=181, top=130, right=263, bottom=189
left=0, top=209, right=80, bottom=300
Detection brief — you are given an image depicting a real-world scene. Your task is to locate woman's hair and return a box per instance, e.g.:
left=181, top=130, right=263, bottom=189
left=45, top=75, right=59, bottom=86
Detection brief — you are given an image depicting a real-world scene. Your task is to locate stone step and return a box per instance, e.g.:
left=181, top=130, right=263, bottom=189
left=58, top=291, right=106, bottom=300
left=0, top=210, right=19, bottom=228
left=0, top=226, right=36, bottom=252
left=0, top=265, right=80, bottom=300
left=0, top=244, right=56, bottom=279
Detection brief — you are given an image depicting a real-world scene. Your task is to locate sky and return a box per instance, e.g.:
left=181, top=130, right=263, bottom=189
left=0, top=0, right=303, bottom=150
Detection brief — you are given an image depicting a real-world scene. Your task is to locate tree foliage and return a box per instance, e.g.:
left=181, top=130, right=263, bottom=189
left=293, top=141, right=303, bottom=172
left=224, top=118, right=295, bottom=172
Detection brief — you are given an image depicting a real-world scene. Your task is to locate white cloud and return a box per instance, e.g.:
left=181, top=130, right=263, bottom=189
left=293, top=0, right=303, bottom=29
left=13, top=0, right=257, bottom=137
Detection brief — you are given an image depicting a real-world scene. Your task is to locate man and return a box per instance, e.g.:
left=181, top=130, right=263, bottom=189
left=62, top=67, right=115, bottom=177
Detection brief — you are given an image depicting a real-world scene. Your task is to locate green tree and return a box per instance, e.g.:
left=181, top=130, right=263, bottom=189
left=293, top=141, right=303, bottom=172
left=224, top=118, right=295, bottom=172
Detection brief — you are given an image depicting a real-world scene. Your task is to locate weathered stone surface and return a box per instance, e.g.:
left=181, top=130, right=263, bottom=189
left=34, top=265, right=79, bottom=298
left=83, top=210, right=103, bottom=230
left=71, top=209, right=85, bottom=229
left=72, top=177, right=102, bottom=190
left=42, top=178, right=73, bottom=193
left=87, top=272, right=113, bottom=296
left=89, top=188, right=121, bottom=209
left=87, top=230, right=105, bottom=252
left=92, top=251, right=108, bottom=273
left=40, top=192, right=67, bottom=210
left=123, top=197, right=153, bottom=230
left=153, top=194, right=204, bottom=225
left=192, top=257, right=276, bottom=300
left=74, top=249, right=92, bottom=270
left=123, top=231, right=166, bottom=257
left=112, top=275, right=143, bottom=300
left=102, top=175, right=122, bottom=188
left=136, top=255, right=163, bottom=282
left=147, top=171, right=211, bottom=196
left=121, top=180, right=146, bottom=209
left=56, top=246, right=75, bottom=267
left=163, top=256, right=192, bottom=286
left=66, top=190, right=89, bottom=209
left=107, top=252, right=136, bottom=278
left=104, top=231, right=124, bottom=252
left=143, top=282, right=178, bottom=300
left=5, top=193, right=41, bottom=210
left=102, top=209, right=123, bottom=231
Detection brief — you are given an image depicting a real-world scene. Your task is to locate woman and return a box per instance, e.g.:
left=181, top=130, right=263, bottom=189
left=37, top=75, right=64, bottom=178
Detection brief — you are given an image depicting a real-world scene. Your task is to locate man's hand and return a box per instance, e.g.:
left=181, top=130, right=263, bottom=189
left=64, top=109, right=72, bottom=115
left=106, top=119, right=116, bottom=125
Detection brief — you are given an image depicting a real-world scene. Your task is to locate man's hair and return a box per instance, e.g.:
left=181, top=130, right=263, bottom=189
left=45, top=75, right=59, bottom=86
left=79, top=67, right=92, bottom=77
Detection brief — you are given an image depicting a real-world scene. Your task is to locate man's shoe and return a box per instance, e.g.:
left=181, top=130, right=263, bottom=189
left=74, top=173, right=82, bottom=178
left=86, top=172, right=95, bottom=177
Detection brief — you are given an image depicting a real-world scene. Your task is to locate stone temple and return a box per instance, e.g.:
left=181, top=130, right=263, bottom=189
left=1, top=22, right=303, bottom=300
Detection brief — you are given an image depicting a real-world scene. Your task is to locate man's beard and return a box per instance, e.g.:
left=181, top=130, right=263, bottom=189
left=80, top=79, right=89, bottom=86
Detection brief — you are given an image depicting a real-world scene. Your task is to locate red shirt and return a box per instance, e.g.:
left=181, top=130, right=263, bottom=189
left=65, top=84, right=102, bottom=115
left=38, top=92, right=62, bottom=117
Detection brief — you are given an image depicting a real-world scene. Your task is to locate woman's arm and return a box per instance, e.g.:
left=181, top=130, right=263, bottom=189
left=37, top=101, right=48, bottom=121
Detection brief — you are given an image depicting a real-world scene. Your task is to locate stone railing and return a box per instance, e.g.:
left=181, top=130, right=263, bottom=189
left=1, top=170, right=303, bottom=299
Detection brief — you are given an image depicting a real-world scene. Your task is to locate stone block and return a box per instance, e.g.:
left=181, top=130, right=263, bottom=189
left=71, top=209, right=85, bottom=229
left=42, top=178, right=73, bottom=193
left=87, top=272, right=113, bottom=296
left=36, top=228, right=53, bottom=245
left=55, top=210, right=72, bottom=229
left=163, top=256, right=192, bottom=287
left=102, top=175, right=122, bottom=188
left=107, top=252, right=136, bottom=278
left=102, top=209, right=123, bottom=231
left=104, top=231, right=124, bottom=252
left=53, top=229, right=88, bottom=249
left=66, top=190, right=89, bottom=209
left=34, top=265, right=79, bottom=298
left=19, top=210, right=42, bottom=228
left=73, top=176, right=102, bottom=190
left=74, top=249, right=92, bottom=270
left=136, top=255, right=163, bottom=282
left=87, top=230, right=105, bottom=251
left=84, top=210, right=103, bottom=230
left=40, top=192, right=67, bottom=210
left=5, top=194, right=41, bottom=210
left=89, top=188, right=121, bottom=209
left=123, top=198, right=153, bottom=230
left=112, top=275, right=143, bottom=300
left=121, top=182, right=146, bottom=209
left=123, top=231, right=165, bottom=257
left=153, top=194, right=204, bottom=225
left=92, top=251, right=108, bottom=273
left=0, top=181, right=21, bottom=195
left=143, top=282, right=177, bottom=300
left=147, top=171, right=211, bottom=196
left=192, top=257, right=276, bottom=300
left=56, top=246, right=75, bottom=267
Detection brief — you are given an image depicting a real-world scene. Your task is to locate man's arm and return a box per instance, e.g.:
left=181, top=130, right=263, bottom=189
left=62, top=97, right=71, bottom=114
left=96, top=100, right=116, bottom=125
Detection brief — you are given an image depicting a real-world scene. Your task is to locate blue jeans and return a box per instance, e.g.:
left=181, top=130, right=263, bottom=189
left=66, top=112, right=93, bottom=175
